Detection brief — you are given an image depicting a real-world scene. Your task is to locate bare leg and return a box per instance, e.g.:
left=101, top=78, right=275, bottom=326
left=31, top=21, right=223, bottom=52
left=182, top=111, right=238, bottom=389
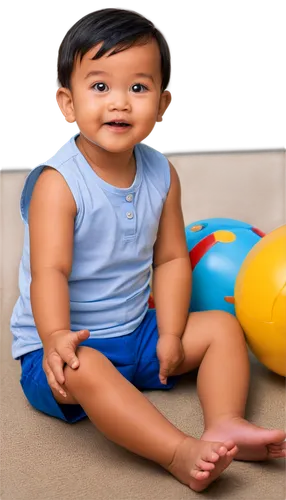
left=53, top=346, right=237, bottom=492
left=172, top=311, right=286, bottom=461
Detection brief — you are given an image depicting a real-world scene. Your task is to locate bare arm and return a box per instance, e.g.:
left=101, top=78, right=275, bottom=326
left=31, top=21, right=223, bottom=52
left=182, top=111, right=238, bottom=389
left=152, top=161, right=192, bottom=339
left=29, top=167, right=76, bottom=343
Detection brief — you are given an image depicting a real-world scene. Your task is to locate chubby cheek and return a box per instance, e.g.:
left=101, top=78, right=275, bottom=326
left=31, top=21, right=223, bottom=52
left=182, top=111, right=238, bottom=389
left=73, top=93, right=102, bottom=125
left=135, top=100, right=160, bottom=129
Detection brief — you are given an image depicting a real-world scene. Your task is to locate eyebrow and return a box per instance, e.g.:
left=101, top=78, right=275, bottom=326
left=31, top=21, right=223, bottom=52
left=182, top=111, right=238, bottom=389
left=84, top=70, right=108, bottom=79
left=134, top=72, right=154, bottom=82
left=84, top=70, right=154, bottom=82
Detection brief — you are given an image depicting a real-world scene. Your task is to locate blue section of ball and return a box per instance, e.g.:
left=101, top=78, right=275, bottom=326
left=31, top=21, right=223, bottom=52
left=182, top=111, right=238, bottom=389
left=185, top=218, right=263, bottom=315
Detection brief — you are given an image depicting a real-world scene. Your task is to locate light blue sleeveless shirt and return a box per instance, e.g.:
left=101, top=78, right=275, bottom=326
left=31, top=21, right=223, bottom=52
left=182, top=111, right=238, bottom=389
left=10, top=133, right=170, bottom=359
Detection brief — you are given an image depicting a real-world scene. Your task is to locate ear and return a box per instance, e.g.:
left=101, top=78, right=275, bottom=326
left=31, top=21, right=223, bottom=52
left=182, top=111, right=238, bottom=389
left=56, top=87, right=76, bottom=123
left=156, top=90, right=172, bottom=122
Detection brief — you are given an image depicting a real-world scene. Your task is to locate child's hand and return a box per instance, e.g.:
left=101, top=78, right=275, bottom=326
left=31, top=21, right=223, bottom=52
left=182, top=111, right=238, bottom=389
left=42, top=329, right=90, bottom=397
left=156, top=334, right=185, bottom=385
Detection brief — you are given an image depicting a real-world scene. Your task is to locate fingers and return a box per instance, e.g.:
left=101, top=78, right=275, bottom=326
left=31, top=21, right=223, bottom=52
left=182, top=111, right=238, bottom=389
left=70, top=330, right=90, bottom=366
left=43, top=357, right=67, bottom=398
left=74, top=329, right=90, bottom=345
left=61, top=330, right=90, bottom=369
left=43, top=329, right=90, bottom=398
left=159, top=375, right=167, bottom=385
left=159, top=364, right=169, bottom=385
left=159, top=357, right=183, bottom=385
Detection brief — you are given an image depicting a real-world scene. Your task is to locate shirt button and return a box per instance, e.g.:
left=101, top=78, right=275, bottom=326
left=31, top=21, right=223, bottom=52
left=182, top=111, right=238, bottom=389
left=126, top=194, right=133, bottom=202
left=126, top=211, right=134, bottom=219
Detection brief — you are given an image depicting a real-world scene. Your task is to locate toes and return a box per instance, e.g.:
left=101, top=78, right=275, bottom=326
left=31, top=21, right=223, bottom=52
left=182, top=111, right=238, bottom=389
left=211, top=443, right=227, bottom=458
left=201, top=441, right=237, bottom=468
left=196, top=459, right=216, bottom=471
left=223, top=440, right=237, bottom=451
left=268, top=441, right=286, bottom=450
left=268, top=449, right=286, bottom=459
left=191, top=469, right=210, bottom=480
left=226, top=445, right=239, bottom=457
left=213, top=440, right=236, bottom=458
left=210, top=451, right=220, bottom=462
left=217, top=446, right=228, bottom=457
left=267, top=436, right=286, bottom=458
left=267, top=441, right=286, bottom=458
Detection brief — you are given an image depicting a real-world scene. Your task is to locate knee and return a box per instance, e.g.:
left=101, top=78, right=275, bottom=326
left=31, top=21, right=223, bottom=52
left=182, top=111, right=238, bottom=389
left=63, top=346, right=110, bottom=390
left=211, top=310, right=245, bottom=340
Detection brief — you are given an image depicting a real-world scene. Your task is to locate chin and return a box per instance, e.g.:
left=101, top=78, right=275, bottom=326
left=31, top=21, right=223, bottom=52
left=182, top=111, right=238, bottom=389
left=107, top=138, right=147, bottom=152
left=99, top=140, right=137, bottom=154
left=80, top=128, right=147, bottom=153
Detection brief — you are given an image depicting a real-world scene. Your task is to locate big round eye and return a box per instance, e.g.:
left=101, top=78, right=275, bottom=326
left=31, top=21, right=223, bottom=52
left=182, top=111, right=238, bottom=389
left=131, top=84, right=147, bottom=93
left=93, top=82, right=109, bottom=92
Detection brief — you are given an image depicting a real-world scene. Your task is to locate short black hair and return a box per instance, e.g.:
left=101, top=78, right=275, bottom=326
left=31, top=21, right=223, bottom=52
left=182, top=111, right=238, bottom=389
left=57, top=8, right=171, bottom=92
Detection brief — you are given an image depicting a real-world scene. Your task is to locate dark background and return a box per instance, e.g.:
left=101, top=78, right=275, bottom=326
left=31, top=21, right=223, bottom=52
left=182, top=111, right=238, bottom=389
left=0, top=1, right=286, bottom=167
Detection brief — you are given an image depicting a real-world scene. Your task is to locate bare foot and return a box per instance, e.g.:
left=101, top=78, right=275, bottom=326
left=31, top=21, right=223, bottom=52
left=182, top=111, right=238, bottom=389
left=202, top=417, right=286, bottom=461
left=163, top=436, right=238, bottom=492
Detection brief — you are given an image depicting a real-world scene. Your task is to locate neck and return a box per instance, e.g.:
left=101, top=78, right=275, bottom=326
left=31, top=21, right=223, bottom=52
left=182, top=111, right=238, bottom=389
left=76, top=133, right=136, bottom=188
left=76, top=135, right=134, bottom=174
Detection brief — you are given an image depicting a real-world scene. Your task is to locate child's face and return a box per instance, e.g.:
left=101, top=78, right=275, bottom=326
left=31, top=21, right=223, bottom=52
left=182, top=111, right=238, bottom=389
left=56, top=39, right=171, bottom=153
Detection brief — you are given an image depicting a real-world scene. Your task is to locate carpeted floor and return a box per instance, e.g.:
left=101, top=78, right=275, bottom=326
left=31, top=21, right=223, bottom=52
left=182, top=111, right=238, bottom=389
left=1, top=294, right=285, bottom=500
left=1, top=157, right=285, bottom=500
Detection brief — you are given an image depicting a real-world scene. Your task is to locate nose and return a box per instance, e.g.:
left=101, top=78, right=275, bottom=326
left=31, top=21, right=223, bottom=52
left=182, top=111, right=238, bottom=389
left=107, top=90, right=131, bottom=112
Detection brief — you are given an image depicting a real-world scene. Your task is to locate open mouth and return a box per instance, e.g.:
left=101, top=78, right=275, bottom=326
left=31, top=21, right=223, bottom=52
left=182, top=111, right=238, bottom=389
left=105, top=122, right=131, bottom=127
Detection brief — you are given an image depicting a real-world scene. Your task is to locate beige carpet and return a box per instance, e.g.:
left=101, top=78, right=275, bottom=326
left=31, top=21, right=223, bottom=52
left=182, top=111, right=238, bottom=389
left=0, top=155, right=286, bottom=500
left=1, top=291, right=285, bottom=500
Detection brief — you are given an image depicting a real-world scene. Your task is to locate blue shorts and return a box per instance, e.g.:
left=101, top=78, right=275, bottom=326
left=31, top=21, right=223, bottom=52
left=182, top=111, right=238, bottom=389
left=20, top=310, right=179, bottom=423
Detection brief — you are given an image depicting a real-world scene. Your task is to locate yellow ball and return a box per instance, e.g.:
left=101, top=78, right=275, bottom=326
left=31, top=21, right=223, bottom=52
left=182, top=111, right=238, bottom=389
left=235, top=225, right=286, bottom=377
